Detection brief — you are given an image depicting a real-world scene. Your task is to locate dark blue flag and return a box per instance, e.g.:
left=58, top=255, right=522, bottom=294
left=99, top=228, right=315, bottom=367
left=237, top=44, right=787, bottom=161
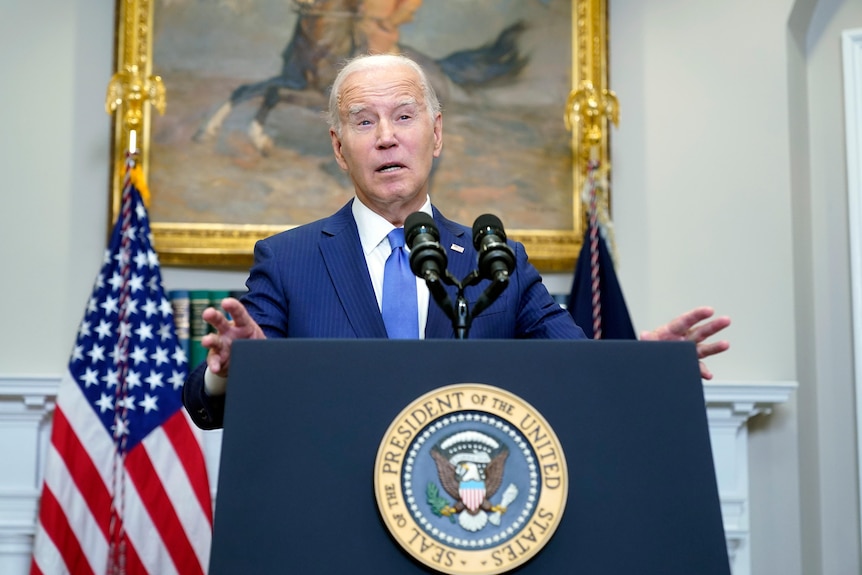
left=569, top=228, right=636, bottom=339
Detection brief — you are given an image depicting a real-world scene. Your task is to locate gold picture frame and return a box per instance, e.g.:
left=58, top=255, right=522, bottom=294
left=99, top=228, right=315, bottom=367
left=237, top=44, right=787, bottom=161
left=109, top=0, right=612, bottom=272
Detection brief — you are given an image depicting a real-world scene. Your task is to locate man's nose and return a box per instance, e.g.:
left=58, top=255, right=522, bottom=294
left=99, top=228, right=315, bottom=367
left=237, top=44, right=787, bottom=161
left=376, top=119, right=397, bottom=147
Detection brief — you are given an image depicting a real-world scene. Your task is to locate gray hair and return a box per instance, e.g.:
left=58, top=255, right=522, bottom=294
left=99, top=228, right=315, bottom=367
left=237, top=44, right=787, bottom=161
left=327, top=53, right=442, bottom=136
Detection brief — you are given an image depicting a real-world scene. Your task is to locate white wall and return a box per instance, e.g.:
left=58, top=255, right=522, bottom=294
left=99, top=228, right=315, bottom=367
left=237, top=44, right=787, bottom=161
left=796, top=0, right=862, bottom=572
left=608, top=2, right=801, bottom=573
left=2, top=1, right=861, bottom=574
left=607, top=0, right=862, bottom=574
left=610, top=0, right=798, bottom=377
left=0, top=0, right=113, bottom=373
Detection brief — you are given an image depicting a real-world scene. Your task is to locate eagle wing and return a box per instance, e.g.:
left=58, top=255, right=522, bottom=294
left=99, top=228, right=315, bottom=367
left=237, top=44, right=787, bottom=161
left=431, top=447, right=461, bottom=500
left=483, top=447, right=509, bottom=498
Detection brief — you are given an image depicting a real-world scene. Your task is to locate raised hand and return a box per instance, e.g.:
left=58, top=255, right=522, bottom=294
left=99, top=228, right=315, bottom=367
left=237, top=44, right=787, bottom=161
left=200, top=297, right=266, bottom=378
left=640, top=306, right=731, bottom=380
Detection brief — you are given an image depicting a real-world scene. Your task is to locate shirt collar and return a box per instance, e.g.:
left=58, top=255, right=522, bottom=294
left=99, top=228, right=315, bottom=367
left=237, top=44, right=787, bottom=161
left=352, top=195, right=433, bottom=255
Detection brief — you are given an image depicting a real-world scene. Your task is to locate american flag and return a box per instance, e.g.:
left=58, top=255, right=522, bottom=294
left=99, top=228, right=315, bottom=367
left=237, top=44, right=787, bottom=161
left=30, top=163, right=213, bottom=574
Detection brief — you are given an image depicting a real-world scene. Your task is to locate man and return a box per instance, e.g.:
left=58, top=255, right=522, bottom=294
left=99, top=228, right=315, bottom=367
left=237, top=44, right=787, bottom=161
left=354, top=0, right=424, bottom=55
left=183, top=53, right=730, bottom=430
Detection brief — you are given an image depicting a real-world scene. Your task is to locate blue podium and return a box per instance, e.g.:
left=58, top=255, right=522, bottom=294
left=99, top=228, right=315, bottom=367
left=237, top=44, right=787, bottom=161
left=208, top=339, right=730, bottom=574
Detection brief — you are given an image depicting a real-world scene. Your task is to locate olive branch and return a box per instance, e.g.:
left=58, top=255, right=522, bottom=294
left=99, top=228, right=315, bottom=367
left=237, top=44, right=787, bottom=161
left=426, top=482, right=456, bottom=523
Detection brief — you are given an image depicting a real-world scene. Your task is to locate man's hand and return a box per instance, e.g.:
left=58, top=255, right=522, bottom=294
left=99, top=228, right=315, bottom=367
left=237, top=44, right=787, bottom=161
left=200, top=297, right=266, bottom=378
left=639, top=306, right=731, bottom=380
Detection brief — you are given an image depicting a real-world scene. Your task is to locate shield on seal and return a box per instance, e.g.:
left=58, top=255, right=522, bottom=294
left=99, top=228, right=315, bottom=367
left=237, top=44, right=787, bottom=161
left=459, top=479, right=486, bottom=513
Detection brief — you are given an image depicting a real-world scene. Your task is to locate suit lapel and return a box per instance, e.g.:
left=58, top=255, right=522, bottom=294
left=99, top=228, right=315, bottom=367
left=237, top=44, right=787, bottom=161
left=319, top=202, right=388, bottom=338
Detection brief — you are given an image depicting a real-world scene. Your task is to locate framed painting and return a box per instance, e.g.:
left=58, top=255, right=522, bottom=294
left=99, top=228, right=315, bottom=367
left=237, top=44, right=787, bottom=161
left=109, top=0, right=612, bottom=271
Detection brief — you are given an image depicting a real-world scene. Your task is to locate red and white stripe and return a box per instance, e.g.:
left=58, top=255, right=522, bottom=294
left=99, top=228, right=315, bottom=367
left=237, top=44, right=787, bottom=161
left=460, top=487, right=486, bottom=514
left=31, top=373, right=212, bottom=575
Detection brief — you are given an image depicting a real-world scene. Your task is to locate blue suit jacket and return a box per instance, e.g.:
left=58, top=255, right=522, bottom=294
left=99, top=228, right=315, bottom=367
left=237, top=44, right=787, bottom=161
left=184, top=201, right=585, bottom=428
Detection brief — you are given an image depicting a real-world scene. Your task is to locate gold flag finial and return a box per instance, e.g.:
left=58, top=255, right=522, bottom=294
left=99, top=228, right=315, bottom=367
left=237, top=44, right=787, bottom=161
left=564, top=0, right=618, bottom=171
left=105, top=0, right=166, bottom=155
left=106, top=64, right=166, bottom=132
left=565, top=80, right=619, bottom=166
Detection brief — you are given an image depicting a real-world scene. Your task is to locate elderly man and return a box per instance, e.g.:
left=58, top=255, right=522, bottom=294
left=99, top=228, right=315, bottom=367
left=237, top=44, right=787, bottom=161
left=183, top=53, right=730, bottom=429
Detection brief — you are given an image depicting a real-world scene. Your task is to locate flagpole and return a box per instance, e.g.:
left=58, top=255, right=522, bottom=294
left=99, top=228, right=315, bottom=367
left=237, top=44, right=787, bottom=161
left=565, top=0, right=619, bottom=339
left=107, top=143, right=137, bottom=575
left=104, top=4, right=166, bottom=566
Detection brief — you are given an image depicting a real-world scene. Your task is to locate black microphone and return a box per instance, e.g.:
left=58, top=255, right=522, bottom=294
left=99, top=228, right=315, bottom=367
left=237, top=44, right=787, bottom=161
left=472, top=214, right=515, bottom=284
left=405, top=212, right=448, bottom=281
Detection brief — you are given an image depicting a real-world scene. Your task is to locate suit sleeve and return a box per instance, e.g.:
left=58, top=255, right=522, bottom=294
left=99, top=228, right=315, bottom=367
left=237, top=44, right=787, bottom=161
left=182, top=361, right=226, bottom=429
left=243, top=238, right=292, bottom=338
left=182, top=238, right=283, bottom=430
left=511, top=241, right=588, bottom=340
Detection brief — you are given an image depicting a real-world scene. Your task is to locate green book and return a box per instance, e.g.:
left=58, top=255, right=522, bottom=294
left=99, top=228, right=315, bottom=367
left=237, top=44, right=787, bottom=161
left=189, top=290, right=211, bottom=369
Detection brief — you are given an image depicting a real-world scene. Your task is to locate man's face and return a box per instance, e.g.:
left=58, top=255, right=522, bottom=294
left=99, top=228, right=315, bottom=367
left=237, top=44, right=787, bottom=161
left=330, top=63, right=443, bottom=225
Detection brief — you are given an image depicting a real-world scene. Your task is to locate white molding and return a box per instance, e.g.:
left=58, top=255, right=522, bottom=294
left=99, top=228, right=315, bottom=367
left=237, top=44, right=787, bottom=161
left=0, top=376, right=58, bottom=573
left=0, top=375, right=59, bottom=409
left=703, top=380, right=796, bottom=575
left=703, top=380, right=797, bottom=417
left=844, top=26, right=862, bottom=557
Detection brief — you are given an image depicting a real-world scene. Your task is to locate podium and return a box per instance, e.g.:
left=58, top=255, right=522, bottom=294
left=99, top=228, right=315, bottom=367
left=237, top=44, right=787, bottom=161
left=209, top=339, right=730, bottom=574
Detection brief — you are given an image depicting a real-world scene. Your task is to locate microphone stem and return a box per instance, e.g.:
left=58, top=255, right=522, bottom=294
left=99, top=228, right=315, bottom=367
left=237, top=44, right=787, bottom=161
left=426, top=274, right=455, bottom=323
left=454, top=295, right=470, bottom=340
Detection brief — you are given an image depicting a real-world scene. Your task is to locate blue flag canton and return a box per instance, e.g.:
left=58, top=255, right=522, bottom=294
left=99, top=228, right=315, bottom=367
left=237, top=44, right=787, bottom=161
left=68, top=185, right=189, bottom=451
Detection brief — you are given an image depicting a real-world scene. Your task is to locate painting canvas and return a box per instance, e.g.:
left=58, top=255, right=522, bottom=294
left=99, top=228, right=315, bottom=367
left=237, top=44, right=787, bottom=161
left=145, top=0, right=580, bottom=267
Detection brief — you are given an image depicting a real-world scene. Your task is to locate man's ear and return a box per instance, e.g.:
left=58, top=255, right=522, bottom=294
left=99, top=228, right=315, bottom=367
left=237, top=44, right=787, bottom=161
left=432, top=113, right=443, bottom=158
left=330, top=129, right=348, bottom=170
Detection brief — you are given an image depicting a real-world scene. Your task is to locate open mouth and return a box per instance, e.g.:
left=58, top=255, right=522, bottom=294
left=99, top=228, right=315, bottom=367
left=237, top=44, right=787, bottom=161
left=376, top=163, right=405, bottom=173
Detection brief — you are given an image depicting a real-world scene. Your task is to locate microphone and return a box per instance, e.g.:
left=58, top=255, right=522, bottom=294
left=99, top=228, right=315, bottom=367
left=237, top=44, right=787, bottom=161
left=472, top=214, right=515, bottom=284
left=405, top=212, right=448, bottom=281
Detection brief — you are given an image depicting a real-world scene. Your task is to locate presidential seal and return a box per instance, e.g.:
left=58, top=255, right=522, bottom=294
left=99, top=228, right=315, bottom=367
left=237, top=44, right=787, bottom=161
left=374, top=383, right=568, bottom=575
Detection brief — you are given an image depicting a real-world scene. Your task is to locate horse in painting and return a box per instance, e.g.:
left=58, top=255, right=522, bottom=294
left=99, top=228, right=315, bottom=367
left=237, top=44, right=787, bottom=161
left=194, top=0, right=528, bottom=154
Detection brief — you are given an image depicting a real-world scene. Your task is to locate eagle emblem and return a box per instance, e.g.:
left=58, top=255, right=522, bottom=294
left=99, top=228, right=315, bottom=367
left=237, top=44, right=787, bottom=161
left=428, top=430, right=519, bottom=532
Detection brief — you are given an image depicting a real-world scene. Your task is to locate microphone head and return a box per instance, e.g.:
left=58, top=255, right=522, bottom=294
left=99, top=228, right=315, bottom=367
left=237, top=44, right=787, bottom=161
left=405, top=211, right=439, bottom=248
left=472, top=213, right=514, bottom=280
left=472, top=213, right=506, bottom=249
left=405, top=211, right=447, bottom=279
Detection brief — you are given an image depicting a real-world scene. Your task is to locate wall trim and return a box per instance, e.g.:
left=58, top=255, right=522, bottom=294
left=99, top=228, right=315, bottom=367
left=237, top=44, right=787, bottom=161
left=0, top=375, right=59, bottom=405
left=843, top=26, right=862, bottom=553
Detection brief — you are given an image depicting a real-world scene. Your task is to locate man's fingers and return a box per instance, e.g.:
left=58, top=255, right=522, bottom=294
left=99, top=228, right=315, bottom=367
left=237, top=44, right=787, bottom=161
left=697, top=340, right=730, bottom=359
left=640, top=307, right=716, bottom=341
left=202, top=306, right=232, bottom=334
left=207, top=352, right=223, bottom=374
left=638, top=307, right=730, bottom=379
left=220, top=297, right=250, bottom=323
left=688, top=316, right=732, bottom=343
left=666, top=306, right=715, bottom=338
left=201, top=331, right=225, bottom=350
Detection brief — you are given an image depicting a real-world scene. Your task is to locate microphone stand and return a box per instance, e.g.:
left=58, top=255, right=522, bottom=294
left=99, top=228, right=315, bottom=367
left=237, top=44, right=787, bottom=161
left=405, top=211, right=513, bottom=340
left=422, top=269, right=510, bottom=340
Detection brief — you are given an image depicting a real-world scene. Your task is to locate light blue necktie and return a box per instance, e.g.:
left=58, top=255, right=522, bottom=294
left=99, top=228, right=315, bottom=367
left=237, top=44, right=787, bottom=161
left=382, top=228, right=419, bottom=339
